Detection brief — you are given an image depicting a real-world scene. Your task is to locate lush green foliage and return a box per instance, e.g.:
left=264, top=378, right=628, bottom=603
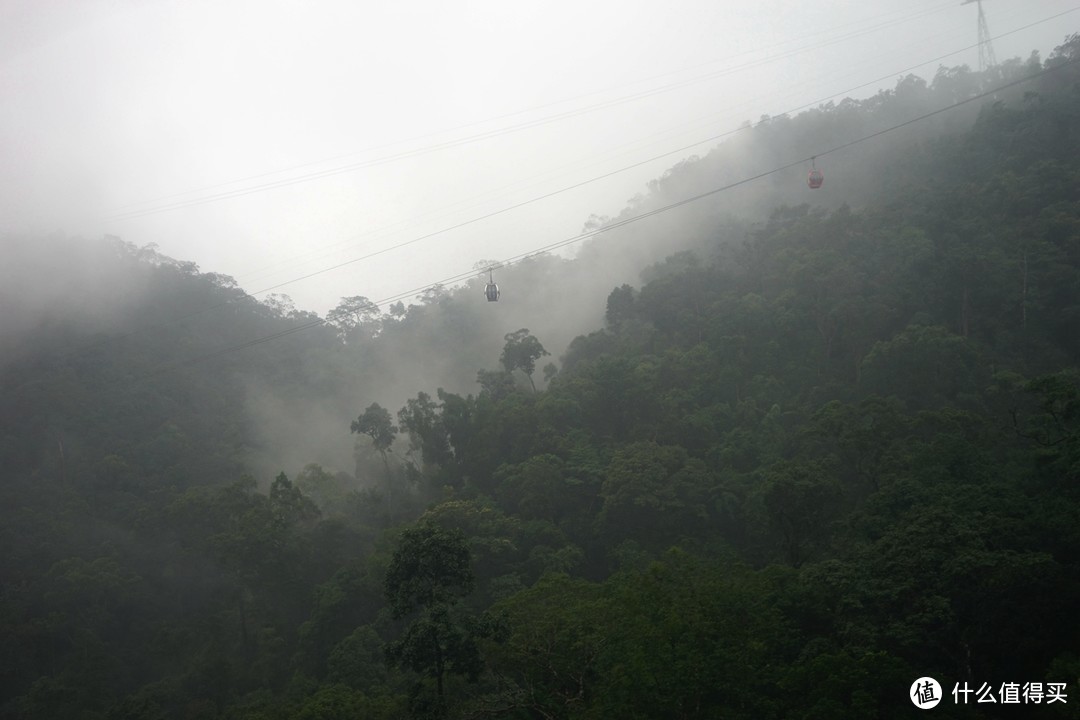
left=3, top=39, right=1080, bottom=719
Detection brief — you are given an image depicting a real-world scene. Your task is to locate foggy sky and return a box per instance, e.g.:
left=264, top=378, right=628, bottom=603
left=2, top=0, right=1077, bottom=316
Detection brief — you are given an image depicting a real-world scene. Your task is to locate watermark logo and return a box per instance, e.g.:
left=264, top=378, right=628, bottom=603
left=953, top=681, right=1068, bottom=704
left=911, top=677, right=943, bottom=709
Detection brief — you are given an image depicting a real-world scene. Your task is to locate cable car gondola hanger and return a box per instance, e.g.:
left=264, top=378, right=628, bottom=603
left=807, top=156, right=824, bottom=189
left=485, top=268, right=500, bottom=302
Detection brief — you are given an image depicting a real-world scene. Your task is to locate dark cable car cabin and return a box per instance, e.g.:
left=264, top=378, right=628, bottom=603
left=485, top=269, right=500, bottom=302
left=807, top=157, right=824, bottom=189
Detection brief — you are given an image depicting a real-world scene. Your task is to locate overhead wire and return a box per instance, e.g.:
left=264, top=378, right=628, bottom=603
left=133, top=54, right=1080, bottom=383
left=112, top=2, right=960, bottom=292
left=172, top=7, right=1080, bottom=299
left=62, top=7, right=1079, bottom=363
left=183, top=6, right=1080, bottom=289
left=102, top=2, right=958, bottom=222
left=234, top=4, right=962, bottom=288
left=105, top=0, right=950, bottom=217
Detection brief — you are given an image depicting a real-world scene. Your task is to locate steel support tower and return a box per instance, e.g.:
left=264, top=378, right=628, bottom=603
left=962, top=0, right=998, bottom=72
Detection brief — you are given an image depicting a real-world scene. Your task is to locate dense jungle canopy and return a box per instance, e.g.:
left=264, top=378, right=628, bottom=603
left=2, top=37, right=1080, bottom=719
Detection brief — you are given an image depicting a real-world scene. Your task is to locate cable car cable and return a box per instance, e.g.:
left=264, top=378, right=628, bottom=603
left=58, top=10, right=1078, bottom=362
left=197, top=10, right=1080, bottom=294
left=106, top=0, right=950, bottom=216
left=103, top=4, right=962, bottom=221
left=129, top=54, right=1079, bottom=383
left=232, top=3, right=966, bottom=284
left=177, top=7, right=1080, bottom=292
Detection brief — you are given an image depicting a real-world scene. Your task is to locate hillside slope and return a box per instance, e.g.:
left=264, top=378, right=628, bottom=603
left=1, top=36, right=1079, bottom=719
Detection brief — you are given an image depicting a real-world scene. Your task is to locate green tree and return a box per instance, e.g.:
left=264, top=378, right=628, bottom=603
left=352, top=403, right=398, bottom=513
left=807, top=397, right=907, bottom=494
left=499, top=329, right=550, bottom=392
left=385, top=525, right=474, bottom=619
left=294, top=684, right=400, bottom=720
left=475, top=368, right=516, bottom=401
left=352, top=403, right=398, bottom=454
left=495, top=454, right=570, bottom=522
left=760, top=460, right=842, bottom=568
left=269, top=472, right=319, bottom=529
left=384, top=524, right=487, bottom=717
left=859, top=324, right=983, bottom=411
left=295, top=463, right=353, bottom=514
left=327, top=295, right=381, bottom=341
left=485, top=573, right=607, bottom=717
left=605, top=283, right=636, bottom=329
left=598, top=441, right=712, bottom=546
left=397, top=392, right=452, bottom=469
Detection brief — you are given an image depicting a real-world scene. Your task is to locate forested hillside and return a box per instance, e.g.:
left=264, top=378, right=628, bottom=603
left=2, top=37, right=1080, bottom=719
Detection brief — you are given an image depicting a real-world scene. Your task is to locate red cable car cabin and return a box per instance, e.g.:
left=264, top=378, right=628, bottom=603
left=807, top=168, right=824, bottom=189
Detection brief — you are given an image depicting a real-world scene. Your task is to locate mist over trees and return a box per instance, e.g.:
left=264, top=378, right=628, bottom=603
left=2, top=38, right=1080, bottom=718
